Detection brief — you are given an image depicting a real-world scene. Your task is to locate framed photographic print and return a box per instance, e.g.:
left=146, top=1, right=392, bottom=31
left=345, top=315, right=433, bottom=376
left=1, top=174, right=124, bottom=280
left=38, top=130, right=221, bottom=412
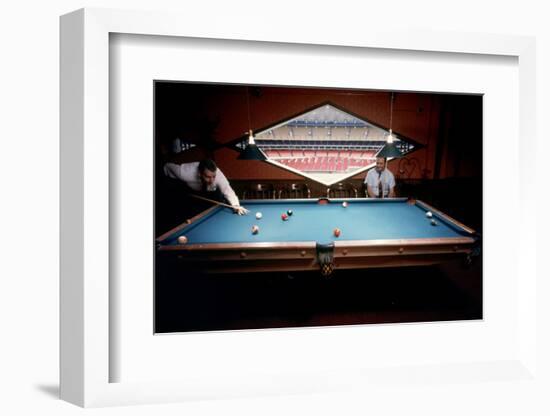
left=153, top=81, right=483, bottom=335
left=60, top=7, right=538, bottom=408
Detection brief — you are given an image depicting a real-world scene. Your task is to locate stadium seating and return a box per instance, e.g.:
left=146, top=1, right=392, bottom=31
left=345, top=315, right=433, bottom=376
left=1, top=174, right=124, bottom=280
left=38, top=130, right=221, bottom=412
left=242, top=183, right=276, bottom=199
left=278, top=183, right=311, bottom=199
left=327, top=182, right=359, bottom=198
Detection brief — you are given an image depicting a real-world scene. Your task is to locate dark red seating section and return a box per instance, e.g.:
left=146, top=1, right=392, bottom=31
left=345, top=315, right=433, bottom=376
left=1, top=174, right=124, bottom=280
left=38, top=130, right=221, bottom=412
left=264, top=149, right=376, bottom=172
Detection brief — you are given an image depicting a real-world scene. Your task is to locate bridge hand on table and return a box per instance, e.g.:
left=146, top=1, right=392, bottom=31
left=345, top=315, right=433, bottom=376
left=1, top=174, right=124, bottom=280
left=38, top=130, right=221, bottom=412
left=233, top=206, right=250, bottom=215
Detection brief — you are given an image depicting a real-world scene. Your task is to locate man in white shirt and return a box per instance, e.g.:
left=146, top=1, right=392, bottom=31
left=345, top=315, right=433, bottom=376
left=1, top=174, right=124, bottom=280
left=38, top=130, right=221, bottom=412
left=364, top=157, right=396, bottom=198
left=164, top=159, right=248, bottom=215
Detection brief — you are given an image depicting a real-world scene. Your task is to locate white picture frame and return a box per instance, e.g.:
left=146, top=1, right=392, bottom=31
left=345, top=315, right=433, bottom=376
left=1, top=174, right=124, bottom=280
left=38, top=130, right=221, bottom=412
left=60, top=8, right=538, bottom=408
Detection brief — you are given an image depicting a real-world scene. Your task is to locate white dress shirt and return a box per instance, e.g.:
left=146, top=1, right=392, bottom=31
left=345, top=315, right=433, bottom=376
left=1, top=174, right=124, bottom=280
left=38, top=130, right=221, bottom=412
left=364, top=168, right=395, bottom=198
left=163, top=162, right=240, bottom=207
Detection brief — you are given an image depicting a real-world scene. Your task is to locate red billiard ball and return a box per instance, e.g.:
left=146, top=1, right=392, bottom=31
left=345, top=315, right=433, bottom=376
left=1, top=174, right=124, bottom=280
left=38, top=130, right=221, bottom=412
left=281, top=213, right=288, bottom=221
left=333, top=228, right=341, bottom=237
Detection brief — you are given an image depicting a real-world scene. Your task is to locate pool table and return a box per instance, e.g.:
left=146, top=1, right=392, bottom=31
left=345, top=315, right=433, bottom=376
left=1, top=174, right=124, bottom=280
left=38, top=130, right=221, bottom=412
left=156, top=198, right=479, bottom=274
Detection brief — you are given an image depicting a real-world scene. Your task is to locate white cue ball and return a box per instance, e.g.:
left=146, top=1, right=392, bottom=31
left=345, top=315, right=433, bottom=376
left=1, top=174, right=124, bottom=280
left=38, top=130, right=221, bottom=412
left=426, top=211, right=433, bottom=218
left=177, top=235, right=188, bottom=244
left=256, top=212, right=262, bottom=219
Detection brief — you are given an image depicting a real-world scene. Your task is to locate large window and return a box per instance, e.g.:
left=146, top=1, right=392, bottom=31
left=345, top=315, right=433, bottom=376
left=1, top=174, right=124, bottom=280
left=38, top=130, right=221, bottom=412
left=252, top=103, right=415, bottom=185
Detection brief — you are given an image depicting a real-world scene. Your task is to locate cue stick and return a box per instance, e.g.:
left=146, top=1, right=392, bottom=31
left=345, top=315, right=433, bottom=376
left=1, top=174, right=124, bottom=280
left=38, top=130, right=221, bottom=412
left=188, top=193, right=250, bottom=213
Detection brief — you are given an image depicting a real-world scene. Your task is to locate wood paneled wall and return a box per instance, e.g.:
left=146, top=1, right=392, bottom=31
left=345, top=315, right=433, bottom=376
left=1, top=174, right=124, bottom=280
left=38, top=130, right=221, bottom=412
left=155, top=83, right=482, bottom=183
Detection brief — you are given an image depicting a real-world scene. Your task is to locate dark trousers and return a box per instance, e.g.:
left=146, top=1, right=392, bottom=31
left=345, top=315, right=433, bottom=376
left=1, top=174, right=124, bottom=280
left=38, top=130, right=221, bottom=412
left=156, top=177, right=227, bottom=236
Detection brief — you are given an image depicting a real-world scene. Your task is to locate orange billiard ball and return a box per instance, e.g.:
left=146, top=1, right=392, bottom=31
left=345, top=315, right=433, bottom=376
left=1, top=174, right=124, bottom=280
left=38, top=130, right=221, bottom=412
left=333, top=228, right=341, bottom=237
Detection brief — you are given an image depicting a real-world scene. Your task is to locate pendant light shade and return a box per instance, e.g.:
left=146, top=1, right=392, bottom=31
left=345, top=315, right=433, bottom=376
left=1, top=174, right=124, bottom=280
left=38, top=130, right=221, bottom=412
left=237, top=129, right=267, bottom=160
left=376, top=93, right=403, bottom=159
left=238, top=88, right=267, bottom=161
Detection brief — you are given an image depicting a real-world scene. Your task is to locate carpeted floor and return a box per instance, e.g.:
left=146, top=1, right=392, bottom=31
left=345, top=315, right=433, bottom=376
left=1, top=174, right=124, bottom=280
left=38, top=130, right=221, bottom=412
left=154, top=258, right=482, bottom=333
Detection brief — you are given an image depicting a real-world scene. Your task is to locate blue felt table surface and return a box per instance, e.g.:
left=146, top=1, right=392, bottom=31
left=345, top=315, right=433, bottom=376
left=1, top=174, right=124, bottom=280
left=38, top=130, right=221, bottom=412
left=162, top=199, right=470, bottom=246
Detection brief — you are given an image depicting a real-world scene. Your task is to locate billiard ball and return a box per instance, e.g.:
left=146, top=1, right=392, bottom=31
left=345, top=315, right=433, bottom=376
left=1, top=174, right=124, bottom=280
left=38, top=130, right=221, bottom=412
left=287, top=209, right=293, bottom=216
left=426, top=211, right=433, bottom=218
left=333, top=228, right=341, bottom=237
left=256, top=212, right=262, bottom=219
left=177, top=235, right=188, bottom=244
left=251, top=225, right=259, bottom=234
left=342, top=201, right=348, bottom=208
left=430, top=219, right=437, bottom=226
left=281, top=213, right=288, bottom=221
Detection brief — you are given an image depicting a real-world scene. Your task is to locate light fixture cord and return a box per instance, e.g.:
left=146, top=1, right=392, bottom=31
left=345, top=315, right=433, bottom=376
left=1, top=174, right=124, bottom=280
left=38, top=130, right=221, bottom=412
left=389, top=92, right=394, bottom=133
left=246, top=86, right=252, bottom=134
